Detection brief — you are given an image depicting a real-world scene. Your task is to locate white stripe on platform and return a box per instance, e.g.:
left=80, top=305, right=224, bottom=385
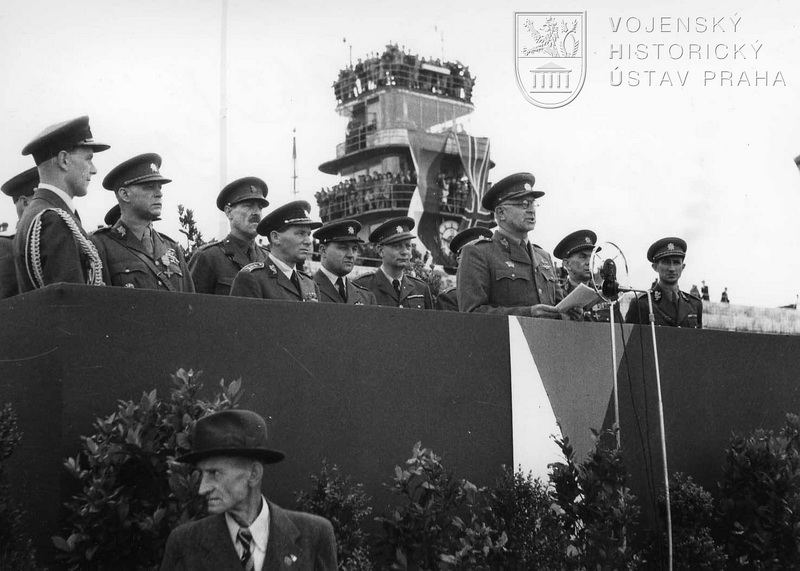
left=509, top=317, right=563, bottom=480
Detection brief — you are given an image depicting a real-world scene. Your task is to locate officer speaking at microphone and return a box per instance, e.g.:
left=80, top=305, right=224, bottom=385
left=456, top=172, right=564, bottom=317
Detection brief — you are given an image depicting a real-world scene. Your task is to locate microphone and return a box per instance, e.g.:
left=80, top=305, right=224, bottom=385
left=600, top=259, right=619, bottom=298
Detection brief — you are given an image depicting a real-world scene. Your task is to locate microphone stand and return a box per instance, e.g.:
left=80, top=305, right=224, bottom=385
left=602, top=282, right=673, bottom=571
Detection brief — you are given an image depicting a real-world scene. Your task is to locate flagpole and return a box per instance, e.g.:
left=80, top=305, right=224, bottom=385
left=218, top=0, right=229, bottom=239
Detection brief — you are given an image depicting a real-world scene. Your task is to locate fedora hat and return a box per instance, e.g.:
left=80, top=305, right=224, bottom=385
left=178, top=409, right=285, bottom=464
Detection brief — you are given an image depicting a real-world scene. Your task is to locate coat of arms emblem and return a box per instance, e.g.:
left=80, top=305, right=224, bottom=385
left=515, top=12, right=587, bottom=109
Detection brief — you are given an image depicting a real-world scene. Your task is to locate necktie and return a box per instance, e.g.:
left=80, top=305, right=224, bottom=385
left=336, top=277, right=347, bottom=302
left=290, top=270, right=301, bottom=294
left=237, top=528, right=254, bottom=571
left=392, top=278, right=401, bottom=299
left=142, top=227, right=155, bottom=256
left=523, top=240, right=534, bottom=266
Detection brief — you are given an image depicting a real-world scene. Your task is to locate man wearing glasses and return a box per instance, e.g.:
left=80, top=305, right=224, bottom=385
left=456, top=172, right=564, bottom=317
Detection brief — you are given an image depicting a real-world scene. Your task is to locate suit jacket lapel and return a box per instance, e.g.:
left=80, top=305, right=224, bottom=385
left=374, top=269, right=399, bottom=302
left=493, top=232, right=530, bottom=266
left=264, top=501, right=301, bottom=569
left=36, top=188, right=87, bottom=237
left=199, top=514, right=242, bottom=568
left=676, top=291, right=693, bottom=324
left=108, top=221, right=152, bottom=258
left=314, top=270, right=342, bottom=303
left=221, top=237, right=252, bottom=269
left=276, top=269, right=301, bottom=299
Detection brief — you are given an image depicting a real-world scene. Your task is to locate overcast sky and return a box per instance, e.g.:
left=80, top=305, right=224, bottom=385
left=1, top=0, right=798, bottom=307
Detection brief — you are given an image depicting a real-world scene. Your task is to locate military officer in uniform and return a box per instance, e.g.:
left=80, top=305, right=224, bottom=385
left=15, top=116, right=110, bottom=292
left=1, top=167, right=38, bottom=298
left=189, top=177, right=270, bottom=295
left=437, top=226, right=493, bottom=312
left=457, top=172, right=564, bottom=317
left=91, top=153, right=194, bottom=292
left=353, top=217, right=434, bottom=309
left=624, top=237, right=702, bottom=328
left=312, top=219, right=376, bottom=305
left=230, top=200, right=321, bottom=302
left=553, top=229, right=617, bottom=322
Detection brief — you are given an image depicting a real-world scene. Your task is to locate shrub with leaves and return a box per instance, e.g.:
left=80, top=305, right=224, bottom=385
left=376, top=442, right=505, bottom=570
left=295, top=461, right=373, bottom=571
left=718, top=413, right=800, bottom=569
left=550, top=430, right=642, bottom=570
left=177, top=204, right=206, bottom=260
left=53, top=368, right=242, bottom=570
left=0, top=402, right=38, bottom=570
left=648, top=473, right=726, bottom=570
left=486, top=465, right=567, bottom=570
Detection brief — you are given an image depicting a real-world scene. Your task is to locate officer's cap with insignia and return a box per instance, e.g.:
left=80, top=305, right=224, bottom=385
left=481, top=172, right=543, bottom=211
left=313, top=219, right=364, bottom=244
left=1, top=167, right=39, bottom=202
left=104, top=203, right=121, bottom=226
left=21, top=116, right=110, bottom=165
left=554, top=229, right=598, bottom=260
left=449, top=226, right=493, bottom=256
left=258, top=200, right=322, bottom=236
left=368, top=216, right=415, bottom=245
left=216, top=176, right=269, bottom=211
left=647, top=237, right=687, bottom=263
left=102, top=153, right=172, bottom=191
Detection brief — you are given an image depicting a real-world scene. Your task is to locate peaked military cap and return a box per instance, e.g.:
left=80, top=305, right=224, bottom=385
left=554, top=229, right=598, bottom=260
left=216, top=176, right=269, bottom=211
left=481, top=172, right=543, bottom=210
left=647, top=237, right=687, bottom=262
left=1, top=167, right=39, bottom=200
left=258, top=200, right=322, bottom=236
left=314, top=219, right=364, bottom=243
left=177, top=409, right=285, bottom=465
left=103, top=153, right=172, bottom=191
left=449, top=226, right=493, bottom=256
left=104, top=203, right=121, bottom=226
left=369, top=216, right=415, bottom=245
left=21, top=116, right=110, bottom=165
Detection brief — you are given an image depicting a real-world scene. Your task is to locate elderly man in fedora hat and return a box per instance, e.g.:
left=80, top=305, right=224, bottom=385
left=161, top=410, right=337, bottom=570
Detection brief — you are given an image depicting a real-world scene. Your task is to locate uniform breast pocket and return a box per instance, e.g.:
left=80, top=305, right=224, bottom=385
left=109, top=260, right=149, bottom=288
left=406, top=294, right=425, bottom=309
left=686, top=314, right=699, bottom=328
left=494, top=266, right=532, bottom=303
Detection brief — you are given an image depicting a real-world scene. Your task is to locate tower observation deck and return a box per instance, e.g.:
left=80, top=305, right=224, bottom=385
left=316, top=44, right=495, bottom=268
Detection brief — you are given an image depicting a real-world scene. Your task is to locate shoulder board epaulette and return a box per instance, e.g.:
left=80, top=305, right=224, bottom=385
left=407, top=274, right=428, bottom=284
left=242, top=262, right=265, bottom=272
left=351, top=280, right=371, bottom=292
left=197, top=240, right=221, bottom=251
left=439, top=286, right=456, bottom=295
left=684, top=290, right=702, bottom=301
left=636, top=291, right=649, bottom=299
left=353, top=271, right=376, bottom=281
left=90, top=225, right=112, bottom=235
left=0, top=232, right=15, bottom=239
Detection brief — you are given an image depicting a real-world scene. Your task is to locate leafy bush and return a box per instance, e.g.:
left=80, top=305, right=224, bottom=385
left=375, top=442, right=506, bottom=570
left=718, top=413, right=800, bottom=569
left=53, top=368, right=242, bottom=570
left=295, top=461, right=374, bottom=571
left=550, top=430, right=642, bottom=570
left=644, top=473, right=726, bottom=570
left=486, top=465, right=567, bottom=570
left=0, top=402, right=38, bottom=570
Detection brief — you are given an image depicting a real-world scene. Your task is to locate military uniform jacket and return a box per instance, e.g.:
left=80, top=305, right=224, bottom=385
left=352, top=269, right=433, bottom=309
left=436, top=286, right=458, bottom=312
left=230, top=260, right=320, bottom=302
left=189, top=234, right=269, bottom=295
left=160, top=501, right=337, bottom=571
left=13, top=188, right=93, bottom=292
left=624, top=283, right=703, bottom=328
left=0, top=235, right=17, bottom=299
left=457, top=232, right=563, bottom=316
left=312, top=269, right=377, bottom=305
left=90, top=221, right=194, bottom=292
